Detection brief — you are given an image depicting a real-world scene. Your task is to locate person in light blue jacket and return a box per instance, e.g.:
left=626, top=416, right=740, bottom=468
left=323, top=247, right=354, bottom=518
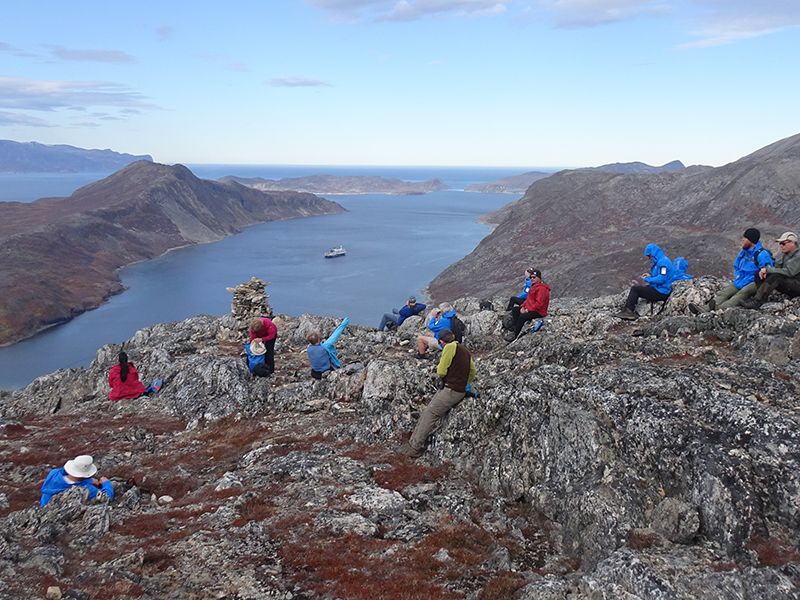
left=40, top=455, right=114, bottom=507
left=306, top=318, right=349, bottom=380
left=415, top=302, right=455, bottom=358
left=618, top=244, right=675, bottom=320
left=690, top=228, right=774, bottom=313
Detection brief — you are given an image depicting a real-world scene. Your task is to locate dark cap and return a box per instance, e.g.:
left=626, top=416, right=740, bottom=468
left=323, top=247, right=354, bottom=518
left=530, top=269, right=542, bottom=279
left=408, top=296, right=417, bottom=304
left=743, top=228, right=760, bottom=244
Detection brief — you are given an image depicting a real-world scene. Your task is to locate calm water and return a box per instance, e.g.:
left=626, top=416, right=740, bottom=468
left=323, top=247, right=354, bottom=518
left=0, top=165, right=542, bottom=389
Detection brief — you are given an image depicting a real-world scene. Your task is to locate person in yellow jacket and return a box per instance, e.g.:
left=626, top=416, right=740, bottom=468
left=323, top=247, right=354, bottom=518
left=399, top=328, right=476, bottom=458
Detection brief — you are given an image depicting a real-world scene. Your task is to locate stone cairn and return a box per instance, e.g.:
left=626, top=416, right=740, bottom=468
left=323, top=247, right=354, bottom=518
left=216, top=277, right=273, bottom=352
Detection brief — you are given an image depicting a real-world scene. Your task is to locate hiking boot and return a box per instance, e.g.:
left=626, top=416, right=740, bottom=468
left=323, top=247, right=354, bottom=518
left=413, top=353, right=428, bottom=360
left=740, top=298, right=762, bottom=310
left=398, top=443, right=422, bottom=458
left=503, top=331, right=517, bottom=342
left=616, top=308, right=638, bottom=320
left=688, top=302, right=707, bottom=315
left=708, top=298, right=716, bottom=311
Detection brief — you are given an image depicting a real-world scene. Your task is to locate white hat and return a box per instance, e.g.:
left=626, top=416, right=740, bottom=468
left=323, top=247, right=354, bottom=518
left=250, top=339, right=266, bottom=356
left=64, top=455, right=97, bottom=479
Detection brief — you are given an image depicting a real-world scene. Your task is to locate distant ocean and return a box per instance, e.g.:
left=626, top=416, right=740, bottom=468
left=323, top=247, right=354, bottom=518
left=0, top=165, right=554, bottom=389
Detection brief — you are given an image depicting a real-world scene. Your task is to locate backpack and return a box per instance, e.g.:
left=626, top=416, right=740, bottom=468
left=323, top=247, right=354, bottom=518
left=479, top=300, right=494, bottom=311
left=449, top=315, right=466, bottom=343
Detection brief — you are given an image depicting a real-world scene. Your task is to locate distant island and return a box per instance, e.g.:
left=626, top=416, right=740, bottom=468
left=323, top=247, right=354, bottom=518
left=219, top=174, right=450, bottom=195
left=0, top=139, right=153, bottom=173
left=465, top=160, right=709, bottom=194
left=0, top=161, right=345, bottom=345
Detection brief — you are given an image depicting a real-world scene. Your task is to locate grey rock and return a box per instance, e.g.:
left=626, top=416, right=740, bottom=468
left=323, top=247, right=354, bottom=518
left=650, top=498, right=699, bottom=544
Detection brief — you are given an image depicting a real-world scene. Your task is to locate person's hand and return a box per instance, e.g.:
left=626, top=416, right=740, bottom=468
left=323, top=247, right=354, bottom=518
left=642, top=272, right=649, bottom=280
left=97, top=477, right=109, bottom=484
left=520, top=307, right=528, bottom=314
left=759, top=267, right=767, bottom=278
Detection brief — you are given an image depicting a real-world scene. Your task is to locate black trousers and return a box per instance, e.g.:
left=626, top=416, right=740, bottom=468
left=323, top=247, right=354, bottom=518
left=625, top=285, right=669, bottom=310
left=753, top=273, right=800, bottom=301
left=512, top=307, right=543, bottom=337
left=506, top=296, right=524, bottom=311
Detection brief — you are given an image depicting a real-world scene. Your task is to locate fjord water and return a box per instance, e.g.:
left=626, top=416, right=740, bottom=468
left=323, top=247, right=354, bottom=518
left=0, top=165, right=533, bottom=389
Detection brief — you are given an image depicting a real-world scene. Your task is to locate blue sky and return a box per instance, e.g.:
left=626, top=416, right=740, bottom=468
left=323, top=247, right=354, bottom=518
left=1, top=0, right=798, bottom=168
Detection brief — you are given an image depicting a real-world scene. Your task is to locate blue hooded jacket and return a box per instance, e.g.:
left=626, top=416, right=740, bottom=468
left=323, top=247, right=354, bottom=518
left=428, top=310, right=456, bottom=341
left=732, top=241, right=774, bottom=289
left=40, top=468, right=114, bottom=507
left=673, top=257, right=692, bottom=281
left=517, top=277, right=532, bottom=299
left=307, top=318, right=349, bottom=372
left=644, top=244, right=675, bottom=295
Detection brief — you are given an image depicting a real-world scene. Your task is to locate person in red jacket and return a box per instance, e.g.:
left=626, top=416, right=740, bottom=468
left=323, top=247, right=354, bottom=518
left=510, top=269, right=550, bottom=339
left=250, top=317, right=278, bottom=373
left=108, top=351, right=146, bottom=401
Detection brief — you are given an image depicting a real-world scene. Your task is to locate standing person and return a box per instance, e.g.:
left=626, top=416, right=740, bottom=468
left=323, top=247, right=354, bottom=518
left=506, top=267, right=534, bottom=310
left=399, top=329, right=476, bottom=458
left=40, top=455, right=114, bottom=507
left=617, top=244, right=675, bottom=320
left=108, top=351, right=146, bottom=401
left=510, top=269, right=550, bottom=339
left=306, top=318, right=350, bottom=380
left=742, top=232, right=800, bottom=308
left=415, top=302, right=455, bottom=359
left=250, top=317, right=278, bottom=374
left=690, top=228, right=774, bottom=313
left=379, top=296, right=427, bottom=331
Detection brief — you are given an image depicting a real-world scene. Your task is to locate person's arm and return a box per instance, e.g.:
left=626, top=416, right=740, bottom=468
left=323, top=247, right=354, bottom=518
left=468, top=358, right=476, bottom=383
left=767, top=252, right=800, bottom=277
left=322, top=318, right=349, bottom=349
left=437, top=342, right=457, bottom=378
left=644, top=260, right=671, bottom=286
left=99, top=478, right=114, bottom=501
left=758, top=250, right=775, bottom=268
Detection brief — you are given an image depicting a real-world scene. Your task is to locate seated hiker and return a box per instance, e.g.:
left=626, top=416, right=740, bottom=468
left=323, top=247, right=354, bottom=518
left=245, top=339, right=273, bottom=377
left=673, top=257, right=692, bottom=281
left=415, top=302, right=455, bottom=359
left=40, top=455, right=114, bottom=507
left=505, top=267, right=534, bottom=311
left=690, top=228, right=773, bottom=314
left=510, top=269, right=550, bottom=339
left=742, top=231, right=800, bottom=309
left=379, top=296, right=427, bottom=331
left=306, top=317, right=350, bottom=380
left=399, top=329, right=476, bottom=458
left=250, top=317, right=277, bottom=374
left=108, top=351, right=146, bottom=401
left=617, top=243, right=675, bottom=320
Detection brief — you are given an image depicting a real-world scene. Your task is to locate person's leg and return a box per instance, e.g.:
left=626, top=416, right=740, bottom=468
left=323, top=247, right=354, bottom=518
left=416, top=335, right=429, bottom=354
left=408, top=387, right=466, bottom=451
left=506, top=296, right=523, bottom=311
left=635, top=286, right=670, bottom=304
left=624, top=286, right=646, bottom=310
left=513, top=311, right=541, bottom=338
left=776, top=277, right=800, bottom=298
left=379, top=313, right=396, bottom=330
left=713, top=284, right=739, bottom=310
left=264, top=337, right=276, bottom=373
left=718, top=283, right=755, bottom=309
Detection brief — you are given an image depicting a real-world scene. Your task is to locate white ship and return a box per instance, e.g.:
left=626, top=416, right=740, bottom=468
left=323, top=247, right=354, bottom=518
left=324, top=246, right=346, bottom=258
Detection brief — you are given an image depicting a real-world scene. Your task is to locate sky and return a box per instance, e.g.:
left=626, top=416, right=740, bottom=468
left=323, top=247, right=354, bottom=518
left=0, top=0, right=799, bottom=168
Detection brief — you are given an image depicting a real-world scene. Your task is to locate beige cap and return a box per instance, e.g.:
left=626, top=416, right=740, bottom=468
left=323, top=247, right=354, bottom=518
left=776, top=232, right=798, bottom=243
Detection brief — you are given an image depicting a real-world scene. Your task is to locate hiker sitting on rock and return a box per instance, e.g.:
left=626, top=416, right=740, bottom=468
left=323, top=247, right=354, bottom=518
left=379, top=296, right=427, bottom=331
left=40, top=455, right=114, bottom=507
left=415, top=303, right=456, bottom=359
left=617, top=243, right=674, bottom=320
left=108, top=351, right=146, bottom=401
left=690, top=228, right=774, bottom=314
left=400, top=328, right=476, bottom=458
left=741, top=232, right=800, bottom=309
left=250, top=317, right=278, bottom=374
left=510, top=269, right=550, bottom=340
left=306, top=317, right=350, bottom=380
left=505, top=267, right=534, bottom=311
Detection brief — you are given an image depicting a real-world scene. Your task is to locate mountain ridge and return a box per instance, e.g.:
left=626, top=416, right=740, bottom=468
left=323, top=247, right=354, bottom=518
left=219, top=173, right=450, bottom=195
left=0, top=139, right=153, bottom=173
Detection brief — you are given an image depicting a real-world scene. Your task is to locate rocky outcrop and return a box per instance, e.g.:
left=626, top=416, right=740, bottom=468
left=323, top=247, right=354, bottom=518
left=0, top=161, right=346, bottom=345
left=429, top=132, right=800, bottom=302
left=2, top=278, right=800, bottom=598
left=219, top=173, right=451, bottom=195
left=0, top=139, right=153, bottom=173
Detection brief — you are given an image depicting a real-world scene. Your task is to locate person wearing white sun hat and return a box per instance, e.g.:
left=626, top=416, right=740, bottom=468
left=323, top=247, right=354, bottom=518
left=39, top=455, right=114, bottom=507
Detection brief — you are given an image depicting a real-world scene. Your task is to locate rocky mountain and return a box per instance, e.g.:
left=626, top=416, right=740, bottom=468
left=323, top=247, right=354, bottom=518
left=466, top=171, right=553, bottom=194
left=219, top=174, right=450, bottom=195
left=429, top=132, right=800, bottom=302
left=0, top=161, right=345, bottom=345
left=2, top=277, right=800, bottom=599
left=584, top=159, right=688, bottom=175
left=0, top=140, right=153, bottom=173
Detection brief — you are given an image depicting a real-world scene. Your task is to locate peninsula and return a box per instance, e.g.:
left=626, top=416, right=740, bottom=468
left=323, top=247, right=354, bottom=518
left=0, top=161, right=346, bottom=345
left=219, top=173, right=450, bottom=195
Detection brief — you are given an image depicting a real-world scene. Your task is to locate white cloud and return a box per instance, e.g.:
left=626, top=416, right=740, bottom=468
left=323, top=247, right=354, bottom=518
left=267, top=77, right=332, bottom=87
left=0, top=110, right=54, bottom=127
left=677, top=0, right=800, bottom=47
left=0, top=76, right=158, bottom=112
left=305, top=0, right=509, bottom=22
left=47, top=45, right=137, bottom=64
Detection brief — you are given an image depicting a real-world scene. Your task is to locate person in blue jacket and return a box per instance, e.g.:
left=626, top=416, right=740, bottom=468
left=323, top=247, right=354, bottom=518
left=415, top=302, right=455, bottom=358
left=378, top=296, right=427, bottom=331
left=618, top=244, right=675, bottom=320
left=505, top=267, right=534, bottom=311
left=40, top=455, right=114, bottom=507
left=306, top=317, right=349, bottom=380
left=690, top=228, right=774, bottom=313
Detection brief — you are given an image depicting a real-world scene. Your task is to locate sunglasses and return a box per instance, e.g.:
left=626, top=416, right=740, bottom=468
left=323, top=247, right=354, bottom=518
left=780, top=241, right=794, bottom=246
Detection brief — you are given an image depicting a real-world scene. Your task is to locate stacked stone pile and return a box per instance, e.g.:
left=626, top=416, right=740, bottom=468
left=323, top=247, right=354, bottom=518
left=3, top=278, right=800, bottom=598
left=217, top=277, right=274, bottom=351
